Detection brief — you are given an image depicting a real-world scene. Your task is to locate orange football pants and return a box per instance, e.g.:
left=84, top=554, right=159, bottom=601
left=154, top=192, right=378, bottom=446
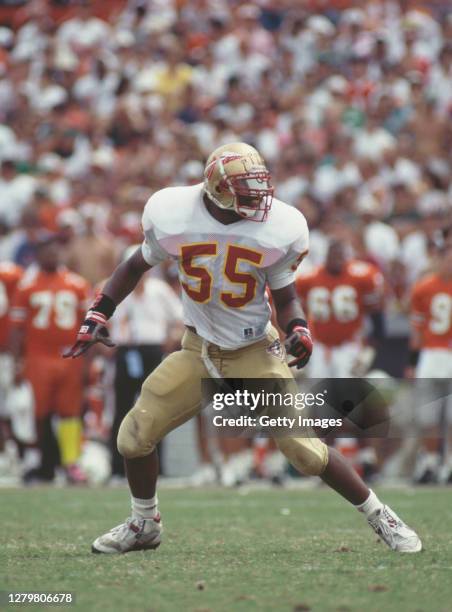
left=25, top=354, right=83, bottom=419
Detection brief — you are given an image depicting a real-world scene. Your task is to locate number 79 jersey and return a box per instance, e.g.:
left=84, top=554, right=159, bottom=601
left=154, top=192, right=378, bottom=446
left=10, top=265, right=90, bottom=357
left=141, top=183, right=309, bottom=349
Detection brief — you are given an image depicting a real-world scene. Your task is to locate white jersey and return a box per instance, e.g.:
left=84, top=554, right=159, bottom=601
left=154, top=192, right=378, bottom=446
left=141, top=183, right=309, bottom=349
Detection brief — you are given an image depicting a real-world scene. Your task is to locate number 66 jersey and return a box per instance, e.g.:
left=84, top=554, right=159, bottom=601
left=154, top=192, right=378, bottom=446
left=141, top=183, right=309, bottom=349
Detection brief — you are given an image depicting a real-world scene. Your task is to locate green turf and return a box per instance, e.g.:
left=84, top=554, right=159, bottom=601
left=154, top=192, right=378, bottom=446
left=1, top=486, right=451, bottom=612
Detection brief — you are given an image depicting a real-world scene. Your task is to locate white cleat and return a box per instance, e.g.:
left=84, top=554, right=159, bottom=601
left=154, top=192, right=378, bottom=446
left=367, top=505, right=422, bottom=553
left=92, top=515, right=162, bottom=554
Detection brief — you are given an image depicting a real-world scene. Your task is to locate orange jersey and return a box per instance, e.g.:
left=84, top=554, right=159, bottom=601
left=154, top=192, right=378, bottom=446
left=410, top=274, right=452, bottom=350
left=0, top=262, right=23, bottom=348
left=296, top=261, right=384, bottom=347
left=10, top=266, right=90, bottom=357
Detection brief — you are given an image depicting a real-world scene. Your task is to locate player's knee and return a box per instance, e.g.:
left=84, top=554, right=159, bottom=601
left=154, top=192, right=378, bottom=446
left=276, top=437, right=328, bottom=476
left=117, top=412, right=157, bottom=459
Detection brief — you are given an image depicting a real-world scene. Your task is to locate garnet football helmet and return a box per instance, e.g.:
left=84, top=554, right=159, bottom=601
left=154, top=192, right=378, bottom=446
left=203, top=142, right=274, bottom=222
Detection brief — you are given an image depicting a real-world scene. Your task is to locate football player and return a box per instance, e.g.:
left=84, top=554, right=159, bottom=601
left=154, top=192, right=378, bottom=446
left=0, top=262, right=23, bottom=470
left=296, top=239, right=385, bottom=378
left=65, top=143, right=421, bottom=553
left=10, top=233, right=90, bottom=483
left=296, top=240, right=385, bottom=477
left=408, top=232, right=452, bottom=482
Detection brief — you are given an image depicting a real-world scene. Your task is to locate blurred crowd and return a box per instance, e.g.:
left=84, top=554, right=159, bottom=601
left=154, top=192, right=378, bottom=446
left=0, top=0, right=451, bottom=286
left=0, top=0, right=451, bottom=486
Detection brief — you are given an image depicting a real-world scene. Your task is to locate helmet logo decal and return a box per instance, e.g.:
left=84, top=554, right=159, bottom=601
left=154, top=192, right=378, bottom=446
left=205, top=152, right=242, bottom=180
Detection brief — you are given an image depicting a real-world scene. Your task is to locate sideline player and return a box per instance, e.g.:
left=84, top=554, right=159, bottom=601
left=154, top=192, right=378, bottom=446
left=0, top=262, right=23, bottom=470
left=10, top=233, right=90, bottom=483
left=408, top=233, right=452, bottom=482
left=296, top=239, right=384, bottom=378
left=296, top=240, right=385, bottom=477
left=65, top=143, right=421, bottom=553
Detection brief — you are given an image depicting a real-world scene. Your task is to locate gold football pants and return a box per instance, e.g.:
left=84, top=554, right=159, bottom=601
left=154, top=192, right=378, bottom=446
left=117, top=328, right=328, bottom=476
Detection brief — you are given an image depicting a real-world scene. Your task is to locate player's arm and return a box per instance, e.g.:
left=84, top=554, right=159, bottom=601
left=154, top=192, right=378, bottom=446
left=102, top=247, right=151, bottom=304
left=406, top=283, right=425, bottom=378
left=9, top=326, right=25, bottom=384
left=9, top=290, right=28, bottom=383
left=64, top=247, right=152, bottom=358
left=271, top=282, right=313, bottom=369
left=265, top=211, right=311, bottom=368
left=406, top=326, right=423, bottom=380
left=362, top=267, right=386, bottom=344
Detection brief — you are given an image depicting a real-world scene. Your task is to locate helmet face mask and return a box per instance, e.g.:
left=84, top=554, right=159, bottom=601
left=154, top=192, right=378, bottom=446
left=203, top=143, right=274, bottom=222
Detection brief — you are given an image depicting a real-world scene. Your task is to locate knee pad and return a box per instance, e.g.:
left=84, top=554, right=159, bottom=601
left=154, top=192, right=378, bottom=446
left=117, top=408, right=158, bottom=459
left=276, top=436, right=328, bottom=476
left=116, top=355, right=203, bottom=459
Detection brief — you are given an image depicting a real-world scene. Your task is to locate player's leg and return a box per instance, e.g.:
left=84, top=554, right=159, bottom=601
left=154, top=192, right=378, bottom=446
left=117, top=349, right=206, bottom=495
left=110, top=347, right=143, bottom=479
left=0, top=352, right=19, bottom=483
left=332, top=343, right=379, bottom=479
left=92, top=330, right=207, bottom=554
left=0, top=352, right=13, bottom=453
left=225, top=326, right=422, bottom=552
left=414, top=349, right=450, bottom=483
left=22, top=358, right=56, bottom=483
left=276, top=435, right=422, bottom=552
left=55, top=359, right=86, bottom=483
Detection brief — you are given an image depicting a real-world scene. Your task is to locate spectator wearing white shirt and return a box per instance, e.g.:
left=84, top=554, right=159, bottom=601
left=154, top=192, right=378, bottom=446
left=0, top=159, right=37, bottom=228
left=57, top=3, right=111, bottom=54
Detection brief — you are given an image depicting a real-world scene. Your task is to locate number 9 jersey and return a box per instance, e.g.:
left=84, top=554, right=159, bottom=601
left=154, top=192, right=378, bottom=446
left=141, top=183, right=309, bottom=349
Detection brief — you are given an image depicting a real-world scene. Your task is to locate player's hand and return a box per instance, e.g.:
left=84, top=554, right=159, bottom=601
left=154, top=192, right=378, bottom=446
left=63, top=319, right=115, bottom=359
left=285, top=325, right=313, bottom=369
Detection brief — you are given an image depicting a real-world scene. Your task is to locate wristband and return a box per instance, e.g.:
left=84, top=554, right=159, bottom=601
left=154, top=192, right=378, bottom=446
left=286, top=318, right=309, bottom=335
left=87, top=293, right=116, bottom=322
left=408, top=349, right=420, bottom=367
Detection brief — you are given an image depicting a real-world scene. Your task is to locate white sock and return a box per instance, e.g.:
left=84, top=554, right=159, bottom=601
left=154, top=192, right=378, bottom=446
left=131, top=495, right=158, bottom=520
left=355, top=489, right=383, bottom=518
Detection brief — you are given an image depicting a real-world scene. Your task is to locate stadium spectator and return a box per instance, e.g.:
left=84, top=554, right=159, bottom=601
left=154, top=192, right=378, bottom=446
left=64, top=205, right=119, bottom=287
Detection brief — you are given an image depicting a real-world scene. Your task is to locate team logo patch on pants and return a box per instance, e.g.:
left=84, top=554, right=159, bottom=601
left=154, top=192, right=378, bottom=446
left=266, top=338, right=284, bottom=360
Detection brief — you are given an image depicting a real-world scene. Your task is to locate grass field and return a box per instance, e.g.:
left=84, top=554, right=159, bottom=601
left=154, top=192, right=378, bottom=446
left=1, top=486, right=452, bottom=612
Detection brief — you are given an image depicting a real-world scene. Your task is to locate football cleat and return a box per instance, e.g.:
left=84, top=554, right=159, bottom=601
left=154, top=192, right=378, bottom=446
left=367, top=505, right=422, bottom=553
left=91, top=515, right=162, bottom=554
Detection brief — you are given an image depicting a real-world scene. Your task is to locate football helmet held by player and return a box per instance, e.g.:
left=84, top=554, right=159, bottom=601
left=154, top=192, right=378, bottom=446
left=203, top=142, right=274, bottom=222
